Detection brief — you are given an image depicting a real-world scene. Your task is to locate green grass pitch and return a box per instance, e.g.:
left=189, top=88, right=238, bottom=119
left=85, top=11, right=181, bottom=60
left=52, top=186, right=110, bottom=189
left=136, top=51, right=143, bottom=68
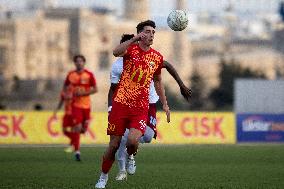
left=0, top=145, right=284, bottom=189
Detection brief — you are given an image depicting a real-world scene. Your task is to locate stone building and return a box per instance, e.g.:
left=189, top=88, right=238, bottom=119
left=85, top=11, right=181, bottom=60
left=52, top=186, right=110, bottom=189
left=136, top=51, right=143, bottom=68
left=0, top=10, right=69, bottom=81
left=0, top=0, right=193, bottom=110
left=0, top=9, right=70, bottom=109
left=1, top=0, right=282, bottom=111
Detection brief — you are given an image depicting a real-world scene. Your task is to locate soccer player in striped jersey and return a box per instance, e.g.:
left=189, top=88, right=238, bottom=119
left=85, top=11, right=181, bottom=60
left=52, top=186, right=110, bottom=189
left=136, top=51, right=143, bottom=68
left=54, top=85, right=75, bottom=153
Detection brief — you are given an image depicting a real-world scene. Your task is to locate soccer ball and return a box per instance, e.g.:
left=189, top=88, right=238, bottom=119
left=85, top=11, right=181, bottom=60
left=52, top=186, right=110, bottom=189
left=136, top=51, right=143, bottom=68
left=167, top=10, right=189, bottom=31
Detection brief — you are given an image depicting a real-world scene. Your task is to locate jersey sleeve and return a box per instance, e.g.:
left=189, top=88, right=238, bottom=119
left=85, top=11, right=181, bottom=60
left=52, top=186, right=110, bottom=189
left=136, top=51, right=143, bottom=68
left=89, top=73, right=97, bottom=88
left=123, top=44, right=136, bottom=60
left=154, top=55, right=164, bottom=76
left=110, top=59, right=123, bottom=84
left=60, top=91, right=64, bottom=100
left=64, top=73, right=70, bottom=86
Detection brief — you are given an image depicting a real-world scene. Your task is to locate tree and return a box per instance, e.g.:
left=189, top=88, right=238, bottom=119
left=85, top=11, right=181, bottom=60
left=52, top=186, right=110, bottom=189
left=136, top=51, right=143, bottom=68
left=189, top=70, right=207, bottom=110
left=210, top=58, right=266, bottom=110
left=157, top=86, right=189, bottom=111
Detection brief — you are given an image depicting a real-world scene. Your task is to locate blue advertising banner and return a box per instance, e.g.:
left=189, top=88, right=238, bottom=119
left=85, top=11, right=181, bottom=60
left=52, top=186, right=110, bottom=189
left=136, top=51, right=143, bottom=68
left=237, top=114, right=284, bottom=142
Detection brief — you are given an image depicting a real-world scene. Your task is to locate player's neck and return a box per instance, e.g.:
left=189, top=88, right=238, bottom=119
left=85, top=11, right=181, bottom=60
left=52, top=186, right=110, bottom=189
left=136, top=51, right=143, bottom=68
left=138, top=43, right=150, bottom=52
left=76, top=68, right=84, bottom=73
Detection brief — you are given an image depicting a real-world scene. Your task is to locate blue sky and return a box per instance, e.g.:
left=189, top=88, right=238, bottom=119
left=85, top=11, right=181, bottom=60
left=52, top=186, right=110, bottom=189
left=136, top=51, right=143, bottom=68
left=0, top=0, right=282, bottom=14
left=1, top=0, right=281, bottom=28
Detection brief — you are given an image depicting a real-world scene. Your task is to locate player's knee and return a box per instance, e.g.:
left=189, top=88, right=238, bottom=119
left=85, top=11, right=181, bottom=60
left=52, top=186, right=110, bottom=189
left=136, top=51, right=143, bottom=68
left=143, top=135, right=153, bottom=143
left=126, top=138, right=138, bottom=148
left=142, top=129, right=154, bottom=143
left=72, top=125, right=81, bottom=133
left=62, top=127, right=67, bottom=133
left=109, top=141, right=120, bottom=151
left=110, top=143, right=120, bottom=151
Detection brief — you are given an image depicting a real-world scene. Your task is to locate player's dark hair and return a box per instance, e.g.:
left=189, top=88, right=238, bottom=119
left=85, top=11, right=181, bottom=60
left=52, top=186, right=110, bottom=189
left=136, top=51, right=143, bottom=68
left=136, top=20, right=156, bottom=33
left=120, top=34, right=135, bottom=44
left=73, top=54, right=86, bottom=63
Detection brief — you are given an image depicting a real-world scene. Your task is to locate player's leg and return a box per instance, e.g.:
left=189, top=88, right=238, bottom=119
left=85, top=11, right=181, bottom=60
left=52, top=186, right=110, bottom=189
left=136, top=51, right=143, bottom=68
left=71, top=106, right=84, bottom=161
left=62, top=114, right=74, bottom=152
left=81, top=108, right=91, bottom=134
left=123, top=126, right=155, bottom=175
left=115, top=129, right=129, bottom=180
left=95, top=103, right=126, bottom=188
left=126, top=104, right=156, bottom=174
left=126, top=128, right=143, bottom=156
left=125, top=128, right=143, bottom=175
left=63, top=127, right=73, bottom=153
left=139, top=103, right=157, bottom=143
left=72, top=128, right=81, bottom=161
left=126, top=108, right=148, bottom=156
left=96, top=135, right=122, bottom=189
left=102, top=135, right=122, bottom=173
left=73, top=108, right=91, bottom=161
left=139, top=126, right=155, bottom=143
left=62, top=115, right=73, bottom=141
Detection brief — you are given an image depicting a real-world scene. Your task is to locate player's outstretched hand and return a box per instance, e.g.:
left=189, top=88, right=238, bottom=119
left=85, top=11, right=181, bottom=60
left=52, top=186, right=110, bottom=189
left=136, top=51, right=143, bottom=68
left=73, top=91, right=81, bottom=97
left=80, top=127, right=87, bottom=134
left=180, top=84, right=192, bottom=102
left=63, top=92, right=73, bottom=100
left=163, top=104, right=170, bottom=123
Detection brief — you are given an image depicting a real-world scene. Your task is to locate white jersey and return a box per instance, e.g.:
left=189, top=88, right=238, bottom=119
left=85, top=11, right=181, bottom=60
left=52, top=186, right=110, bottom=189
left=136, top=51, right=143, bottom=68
left=110, top=57, right=159, bottom=104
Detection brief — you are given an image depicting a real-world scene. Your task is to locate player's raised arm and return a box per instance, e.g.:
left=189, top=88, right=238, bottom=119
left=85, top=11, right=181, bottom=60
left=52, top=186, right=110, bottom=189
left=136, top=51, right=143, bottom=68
left=153, top=74, right=170, bottom=123
left=113, top=32, right=146, bottom=57
left=163, top=60, right=192, bottom=101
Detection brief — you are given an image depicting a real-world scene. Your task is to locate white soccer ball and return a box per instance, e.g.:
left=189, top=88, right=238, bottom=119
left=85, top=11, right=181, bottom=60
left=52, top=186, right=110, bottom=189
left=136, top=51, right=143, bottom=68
left=167, top=10, right=189, bottom=31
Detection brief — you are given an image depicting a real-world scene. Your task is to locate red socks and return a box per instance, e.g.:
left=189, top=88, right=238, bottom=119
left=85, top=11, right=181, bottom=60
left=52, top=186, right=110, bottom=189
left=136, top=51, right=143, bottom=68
left=72, top=132, right=80, bottom=151
left=63, top=131, right=73, bottom=145
left=102, top=157, right=115, bottom=174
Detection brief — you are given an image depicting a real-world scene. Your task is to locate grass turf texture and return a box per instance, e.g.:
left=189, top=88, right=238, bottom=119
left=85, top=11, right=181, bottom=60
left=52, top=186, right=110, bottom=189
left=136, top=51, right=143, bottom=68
left=0, top=145, right=284, bottom=189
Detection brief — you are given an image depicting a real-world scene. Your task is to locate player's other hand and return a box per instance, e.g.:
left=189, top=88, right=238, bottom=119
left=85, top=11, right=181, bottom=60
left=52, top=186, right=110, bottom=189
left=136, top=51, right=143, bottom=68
left=132, top=32, right=146, bottom=42
left=180, top=84, right=192, bottom=101
left=163, top=104, right=170, bottom=123
left=80, top=127, right=87, bottom=134
left=74, top=90, right=85, bottom=97
left=63, top=93, right=73, bottom=100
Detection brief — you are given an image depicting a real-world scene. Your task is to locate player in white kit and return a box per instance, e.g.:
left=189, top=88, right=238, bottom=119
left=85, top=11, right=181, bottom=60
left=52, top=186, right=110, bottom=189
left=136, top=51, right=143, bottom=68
left=108, top=34, right=191, bottom=181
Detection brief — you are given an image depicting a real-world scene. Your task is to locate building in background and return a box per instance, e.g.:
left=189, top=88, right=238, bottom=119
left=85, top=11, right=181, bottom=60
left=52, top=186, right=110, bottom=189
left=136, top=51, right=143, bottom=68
left=0, top=8, right=70, bottom=109
left=0, top=0, right=283, bottom=110
left=0, top=0, right=193, bottom=110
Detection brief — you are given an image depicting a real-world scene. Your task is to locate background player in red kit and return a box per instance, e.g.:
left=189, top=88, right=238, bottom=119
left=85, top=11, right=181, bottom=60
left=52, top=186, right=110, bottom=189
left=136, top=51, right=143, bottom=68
left=54, top=85, right=75, bottom=153
left=95, top=20, right=170, bottom=188
left=64, top=55, right=98, bottom=161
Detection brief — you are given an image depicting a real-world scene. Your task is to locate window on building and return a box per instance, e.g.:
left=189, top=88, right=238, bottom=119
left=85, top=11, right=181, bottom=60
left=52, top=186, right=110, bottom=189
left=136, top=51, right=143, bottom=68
left=0, top=28, right=7, bottom=39
left=99, top=51, right=109, bottom=70
left=45, top=80, right=54, bottom=91
left=12, top=75, right=20, bottom=92
left=0, top=71, right=3, bottom=81
left=0, top=47, right=7, bottom=65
